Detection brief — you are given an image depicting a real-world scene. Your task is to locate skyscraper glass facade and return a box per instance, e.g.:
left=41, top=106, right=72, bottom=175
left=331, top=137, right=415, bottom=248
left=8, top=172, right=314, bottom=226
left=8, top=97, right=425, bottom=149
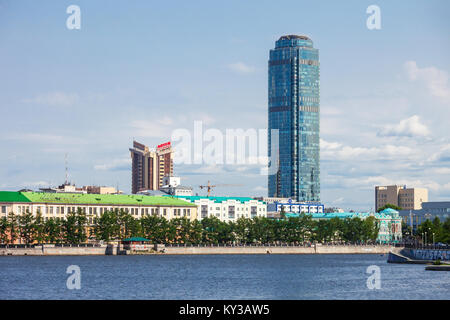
left=268, top=35, right=320, bottom=201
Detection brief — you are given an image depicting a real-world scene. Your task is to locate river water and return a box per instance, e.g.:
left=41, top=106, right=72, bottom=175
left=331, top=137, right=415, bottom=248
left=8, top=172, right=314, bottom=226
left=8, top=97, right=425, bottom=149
left=0, top=254, right=448, bottom=299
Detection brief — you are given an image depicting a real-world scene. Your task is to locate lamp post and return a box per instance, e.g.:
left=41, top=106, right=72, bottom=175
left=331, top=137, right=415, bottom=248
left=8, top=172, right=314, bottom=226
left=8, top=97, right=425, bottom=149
left=424, top=232, right=427, bottom=246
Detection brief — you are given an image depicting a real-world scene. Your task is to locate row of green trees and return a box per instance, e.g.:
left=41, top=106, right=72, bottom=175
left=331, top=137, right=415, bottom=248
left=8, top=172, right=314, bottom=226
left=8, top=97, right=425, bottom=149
left=0, top=209, right=381, bottom=245
left=415, top=217, right=450, bottom=244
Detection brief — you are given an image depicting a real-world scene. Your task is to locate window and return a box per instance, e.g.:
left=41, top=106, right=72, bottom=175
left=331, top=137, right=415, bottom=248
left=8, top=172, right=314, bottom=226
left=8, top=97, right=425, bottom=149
left=251, top=206, right=257, bottom=218
left=1, top=206, right=6, bottom=214
left=201, top=205, right=208, bottom=218
left=228, top=206, right=235, bottom=219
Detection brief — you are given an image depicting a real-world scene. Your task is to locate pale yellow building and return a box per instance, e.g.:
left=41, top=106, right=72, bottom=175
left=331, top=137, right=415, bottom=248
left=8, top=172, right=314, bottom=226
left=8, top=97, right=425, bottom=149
left=0, top=191, right=197, bottom=224
left=375, top=185, right=428, bottom=211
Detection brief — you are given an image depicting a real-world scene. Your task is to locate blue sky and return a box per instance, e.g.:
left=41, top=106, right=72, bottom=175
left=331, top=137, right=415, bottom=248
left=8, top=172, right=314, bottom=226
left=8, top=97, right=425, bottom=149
left=0, top=0, right=449, bottom=211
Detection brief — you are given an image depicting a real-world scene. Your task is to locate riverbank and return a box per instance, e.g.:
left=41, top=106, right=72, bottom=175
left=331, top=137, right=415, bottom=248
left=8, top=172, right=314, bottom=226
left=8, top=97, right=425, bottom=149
left=0, top=244, right=396, bottom=256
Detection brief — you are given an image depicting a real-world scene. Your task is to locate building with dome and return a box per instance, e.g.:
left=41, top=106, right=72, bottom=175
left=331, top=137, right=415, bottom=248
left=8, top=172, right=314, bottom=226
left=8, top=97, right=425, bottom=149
left=278, top=207, right=402, bottom=243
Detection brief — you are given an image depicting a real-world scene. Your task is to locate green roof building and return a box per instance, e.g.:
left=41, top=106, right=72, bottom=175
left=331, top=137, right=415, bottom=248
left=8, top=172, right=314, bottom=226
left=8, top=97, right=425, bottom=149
left=0, top=191, right=197, bottom=221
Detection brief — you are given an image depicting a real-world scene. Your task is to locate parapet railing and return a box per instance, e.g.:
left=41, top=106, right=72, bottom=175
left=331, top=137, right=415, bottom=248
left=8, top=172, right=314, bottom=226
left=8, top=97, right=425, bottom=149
left=0, top=243, right=103, bottom=248
left=163, top=242, right=398, bottom=248
left=397, top=243, right=450, bottom=250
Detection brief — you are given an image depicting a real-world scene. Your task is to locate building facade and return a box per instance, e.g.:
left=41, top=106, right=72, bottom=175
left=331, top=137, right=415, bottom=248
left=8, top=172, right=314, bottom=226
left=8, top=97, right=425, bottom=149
left=278, top=209, right=402, bottom=243
left=0, top=191, right=197, bottom=224
left=375, top=185, right=428, bottom=211
left=267, top=199, right=324, bottom=214
left=129, top=141, right=173, bottom=194
left=170, top=196, right=267, bottom=222
left=268, top=35, right=320, bottom=202
left=399, top=201, right=450, bottom=231
left=159, top=176, right=193, bottom=196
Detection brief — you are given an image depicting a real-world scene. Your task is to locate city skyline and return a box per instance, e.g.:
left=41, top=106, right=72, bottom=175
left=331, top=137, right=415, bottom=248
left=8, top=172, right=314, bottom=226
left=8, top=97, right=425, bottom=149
left=0, top=1, right=449, bottom=211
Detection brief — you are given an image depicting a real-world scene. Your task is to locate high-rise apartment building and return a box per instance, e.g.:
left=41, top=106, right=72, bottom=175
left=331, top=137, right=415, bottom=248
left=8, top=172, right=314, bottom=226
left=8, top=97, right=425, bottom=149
left=375, top=185, right=428, bottom=211
left=129, top=141, right=173, bottom=194
left=268, top=35, right=320, bottom=201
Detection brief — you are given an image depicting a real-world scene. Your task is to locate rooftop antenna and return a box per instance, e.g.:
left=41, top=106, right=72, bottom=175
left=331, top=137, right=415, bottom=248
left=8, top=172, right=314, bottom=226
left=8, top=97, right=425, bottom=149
left=65, top=153, right=69, bottom=185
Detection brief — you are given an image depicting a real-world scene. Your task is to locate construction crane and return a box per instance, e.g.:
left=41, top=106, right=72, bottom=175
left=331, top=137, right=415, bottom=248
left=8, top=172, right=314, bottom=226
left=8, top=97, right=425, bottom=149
left=199, top=181, right=243, bottom=197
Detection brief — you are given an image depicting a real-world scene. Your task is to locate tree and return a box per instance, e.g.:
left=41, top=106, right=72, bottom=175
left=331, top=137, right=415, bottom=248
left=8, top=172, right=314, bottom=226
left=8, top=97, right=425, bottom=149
left=7, top=213, right=19, bottom=244
left=377, top=204, right=402, bottom=213
left=361, top=216, right=379, bottom=242
left=44, top=218, right=62, bottom=243
left=34, top=213, right=45, bottom=244
left=0, top=217, right=9, bottom=243
left=62, top=212, right=79, bottom=244
left=93, top=211, right=118, bottom=242
left=18, top=211, right=35, bottom=244
left=280, top=205, right=286, bottom=219
left=234, top=217, right=251, bottom=244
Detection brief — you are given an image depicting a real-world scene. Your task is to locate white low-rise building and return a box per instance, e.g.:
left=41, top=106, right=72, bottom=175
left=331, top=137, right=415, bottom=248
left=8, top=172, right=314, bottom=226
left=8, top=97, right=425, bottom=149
left=169, top=196, right=267, bottom=222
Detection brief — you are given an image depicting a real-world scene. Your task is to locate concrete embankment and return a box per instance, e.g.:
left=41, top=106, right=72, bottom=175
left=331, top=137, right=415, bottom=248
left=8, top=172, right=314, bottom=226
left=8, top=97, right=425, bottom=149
left=0, top=245, right=111, bottom=256
left=163, top=245, right=394, bottom=255
left=0, top=244, right=395, bottom=256
left=388, top=247, right=450, bottom=264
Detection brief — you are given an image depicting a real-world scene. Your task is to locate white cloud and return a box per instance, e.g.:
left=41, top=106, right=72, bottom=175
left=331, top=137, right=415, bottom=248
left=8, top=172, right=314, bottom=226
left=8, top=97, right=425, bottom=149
left=94, top=158, right=131, bottom=171
left=20, top=181, right=51, bottom=188
left=23, top=92, right=79, bottom=107
left=378, top=115, right=430, bottom=138
left=320, top=139, right=342, bottom=150
left=228, top=62, right=256, bottom=74
left=404, top=61, right=450, bottom=101
left=253, top=186, right=267, bottom=192
left=321, top=139, right=414, bottom=160
left=2, top=133, right=86, bottom=145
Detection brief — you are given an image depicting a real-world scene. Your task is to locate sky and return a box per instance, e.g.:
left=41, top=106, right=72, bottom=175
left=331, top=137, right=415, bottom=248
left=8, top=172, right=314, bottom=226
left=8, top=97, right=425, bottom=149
left=0, top=0, right=449, bottom=211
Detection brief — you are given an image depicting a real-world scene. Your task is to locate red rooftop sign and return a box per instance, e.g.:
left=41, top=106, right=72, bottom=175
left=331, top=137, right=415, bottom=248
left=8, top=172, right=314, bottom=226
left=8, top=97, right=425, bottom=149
left=157, top=141, right=171, bottom=151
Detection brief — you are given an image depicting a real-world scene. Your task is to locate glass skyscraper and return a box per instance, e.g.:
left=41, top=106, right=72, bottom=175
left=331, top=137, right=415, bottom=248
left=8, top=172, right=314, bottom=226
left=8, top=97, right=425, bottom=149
left=268, top=35, right=320, bottom=202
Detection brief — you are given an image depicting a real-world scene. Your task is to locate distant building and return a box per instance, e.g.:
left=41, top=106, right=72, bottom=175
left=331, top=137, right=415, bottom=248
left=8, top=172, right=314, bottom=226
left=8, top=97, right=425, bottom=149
left=324, top=207, right=344, bottom=213
left=129, top=141, right=173, bottom=194
left=399, top=201, right=450, bottom=231
left=83, top=186, right=122, bottom=195
left=159, top=176, right=193, bottom=197
left=375, top=185, right=428, bottom=211
left=169, top=196, right=267, bottom=222
left=267, top=199, right=324, bottom=215
left=39, top=184, right=86, bottom=194
left=39, top=184, right=121, bottom=195
left=253, top=196, right=291, bottom=204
